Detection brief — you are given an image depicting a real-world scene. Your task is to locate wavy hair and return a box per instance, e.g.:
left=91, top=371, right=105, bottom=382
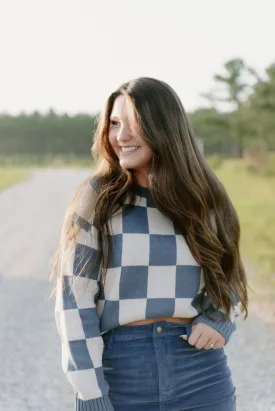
left=52, top=77, right=248, bottom=320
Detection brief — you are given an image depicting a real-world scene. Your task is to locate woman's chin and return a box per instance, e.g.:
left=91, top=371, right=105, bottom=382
left=119, top=160, right=137, bottom=170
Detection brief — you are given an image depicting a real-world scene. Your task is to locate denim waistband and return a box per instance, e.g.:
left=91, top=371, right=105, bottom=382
left=103, top=321, right=192, bottom=343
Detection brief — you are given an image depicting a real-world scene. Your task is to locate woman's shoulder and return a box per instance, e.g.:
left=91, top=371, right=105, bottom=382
left=88, top=174, right=102, bottom=195
left=74, top=174, right=102, bottom=222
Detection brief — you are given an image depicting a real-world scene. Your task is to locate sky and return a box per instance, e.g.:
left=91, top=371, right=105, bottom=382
left=1, top=0, right=275, bottom=115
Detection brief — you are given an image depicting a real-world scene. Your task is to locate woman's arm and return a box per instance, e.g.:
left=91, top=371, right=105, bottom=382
left=55, top=209, right=114, bottom=411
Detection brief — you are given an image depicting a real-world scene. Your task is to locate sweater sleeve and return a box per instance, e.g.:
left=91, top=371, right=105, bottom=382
left=55, top=207, right=114, bottom=411
left=191, top=292, right=240, bottom=344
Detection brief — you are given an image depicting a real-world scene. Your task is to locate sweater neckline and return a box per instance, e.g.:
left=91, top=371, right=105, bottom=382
left=134, top=184, right=150, bottom=198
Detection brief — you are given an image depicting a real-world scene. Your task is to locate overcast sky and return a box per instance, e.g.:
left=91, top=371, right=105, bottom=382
left=1, top=0, right=275, bottom=115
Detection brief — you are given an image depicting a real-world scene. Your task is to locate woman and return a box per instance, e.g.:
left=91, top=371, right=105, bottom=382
left=53, top=77, right=248, bottom=411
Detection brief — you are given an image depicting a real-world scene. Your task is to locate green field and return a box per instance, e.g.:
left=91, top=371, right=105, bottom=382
left=0, top=167, right=31, bottom=190
left=214, top=160, right=275, bottom=295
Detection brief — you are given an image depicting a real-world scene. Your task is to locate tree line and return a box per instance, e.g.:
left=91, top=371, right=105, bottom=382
left=190, top=58, right=275, bottom=156
left=0, top=57, right=274, bottom=160
left=0, top=111, right=97, bottom=159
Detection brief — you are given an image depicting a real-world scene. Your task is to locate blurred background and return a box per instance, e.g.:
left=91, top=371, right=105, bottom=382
left=0, top=1, right=274, bottom=410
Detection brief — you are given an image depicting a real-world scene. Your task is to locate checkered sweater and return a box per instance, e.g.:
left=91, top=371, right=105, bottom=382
left=55, top=180, right=238, bottom=411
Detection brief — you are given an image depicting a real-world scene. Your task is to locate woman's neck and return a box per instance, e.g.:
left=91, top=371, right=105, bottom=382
left=134, top=171, right=149, bottom=188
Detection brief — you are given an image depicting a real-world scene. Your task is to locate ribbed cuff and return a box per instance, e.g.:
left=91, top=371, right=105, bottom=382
left=192, top=314, right=236, bottom=343
left=75, top=395, right=114, bottom=411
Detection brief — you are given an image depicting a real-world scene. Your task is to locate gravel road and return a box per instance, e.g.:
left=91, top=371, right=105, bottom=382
left=0, top=168, right=274, bottom=411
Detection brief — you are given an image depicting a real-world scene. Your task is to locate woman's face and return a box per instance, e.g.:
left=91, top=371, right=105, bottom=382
left=108, top=95, right=153, bottom=184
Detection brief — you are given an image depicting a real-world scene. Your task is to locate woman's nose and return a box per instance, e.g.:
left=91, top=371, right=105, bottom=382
left=117, top=126, right=131, bottom=142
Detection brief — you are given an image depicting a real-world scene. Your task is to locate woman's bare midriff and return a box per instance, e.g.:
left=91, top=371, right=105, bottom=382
left=123, top=317, right=194, bottom=326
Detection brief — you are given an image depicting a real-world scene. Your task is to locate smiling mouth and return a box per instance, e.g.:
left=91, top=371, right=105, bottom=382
left=120, top=146, right=140, bottom=153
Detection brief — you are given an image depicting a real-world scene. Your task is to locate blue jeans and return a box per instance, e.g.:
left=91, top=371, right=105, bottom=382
left=102, top=321, right=236, bottom=411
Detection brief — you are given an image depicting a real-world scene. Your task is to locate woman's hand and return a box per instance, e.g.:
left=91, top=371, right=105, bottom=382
left=181, top=323, right=226, bottom=350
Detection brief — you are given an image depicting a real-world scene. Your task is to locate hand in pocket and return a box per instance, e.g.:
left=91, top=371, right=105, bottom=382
left=180, top=323, right=226, bottom=350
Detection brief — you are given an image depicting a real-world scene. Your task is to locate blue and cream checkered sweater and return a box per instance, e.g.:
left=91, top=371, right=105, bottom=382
left=55, top=180, right=238, bottom=411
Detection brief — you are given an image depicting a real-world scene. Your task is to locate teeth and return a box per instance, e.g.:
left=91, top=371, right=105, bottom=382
left=121, top=146, right=138, bottom=152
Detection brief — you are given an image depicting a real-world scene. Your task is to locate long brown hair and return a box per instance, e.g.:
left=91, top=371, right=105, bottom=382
left=52, top=77, right=248, bottom=320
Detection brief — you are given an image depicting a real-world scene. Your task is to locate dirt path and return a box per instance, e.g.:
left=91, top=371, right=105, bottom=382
left=0, top=169, right=274, bottom=411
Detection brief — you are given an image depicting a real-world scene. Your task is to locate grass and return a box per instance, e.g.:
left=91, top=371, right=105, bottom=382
left=212, top=159, right=275, bottom=297
left=0, top=167, right=31, bottom=190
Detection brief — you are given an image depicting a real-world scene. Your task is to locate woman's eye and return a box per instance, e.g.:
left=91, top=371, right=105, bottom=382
left=110, top=120, right=119, bottom=127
